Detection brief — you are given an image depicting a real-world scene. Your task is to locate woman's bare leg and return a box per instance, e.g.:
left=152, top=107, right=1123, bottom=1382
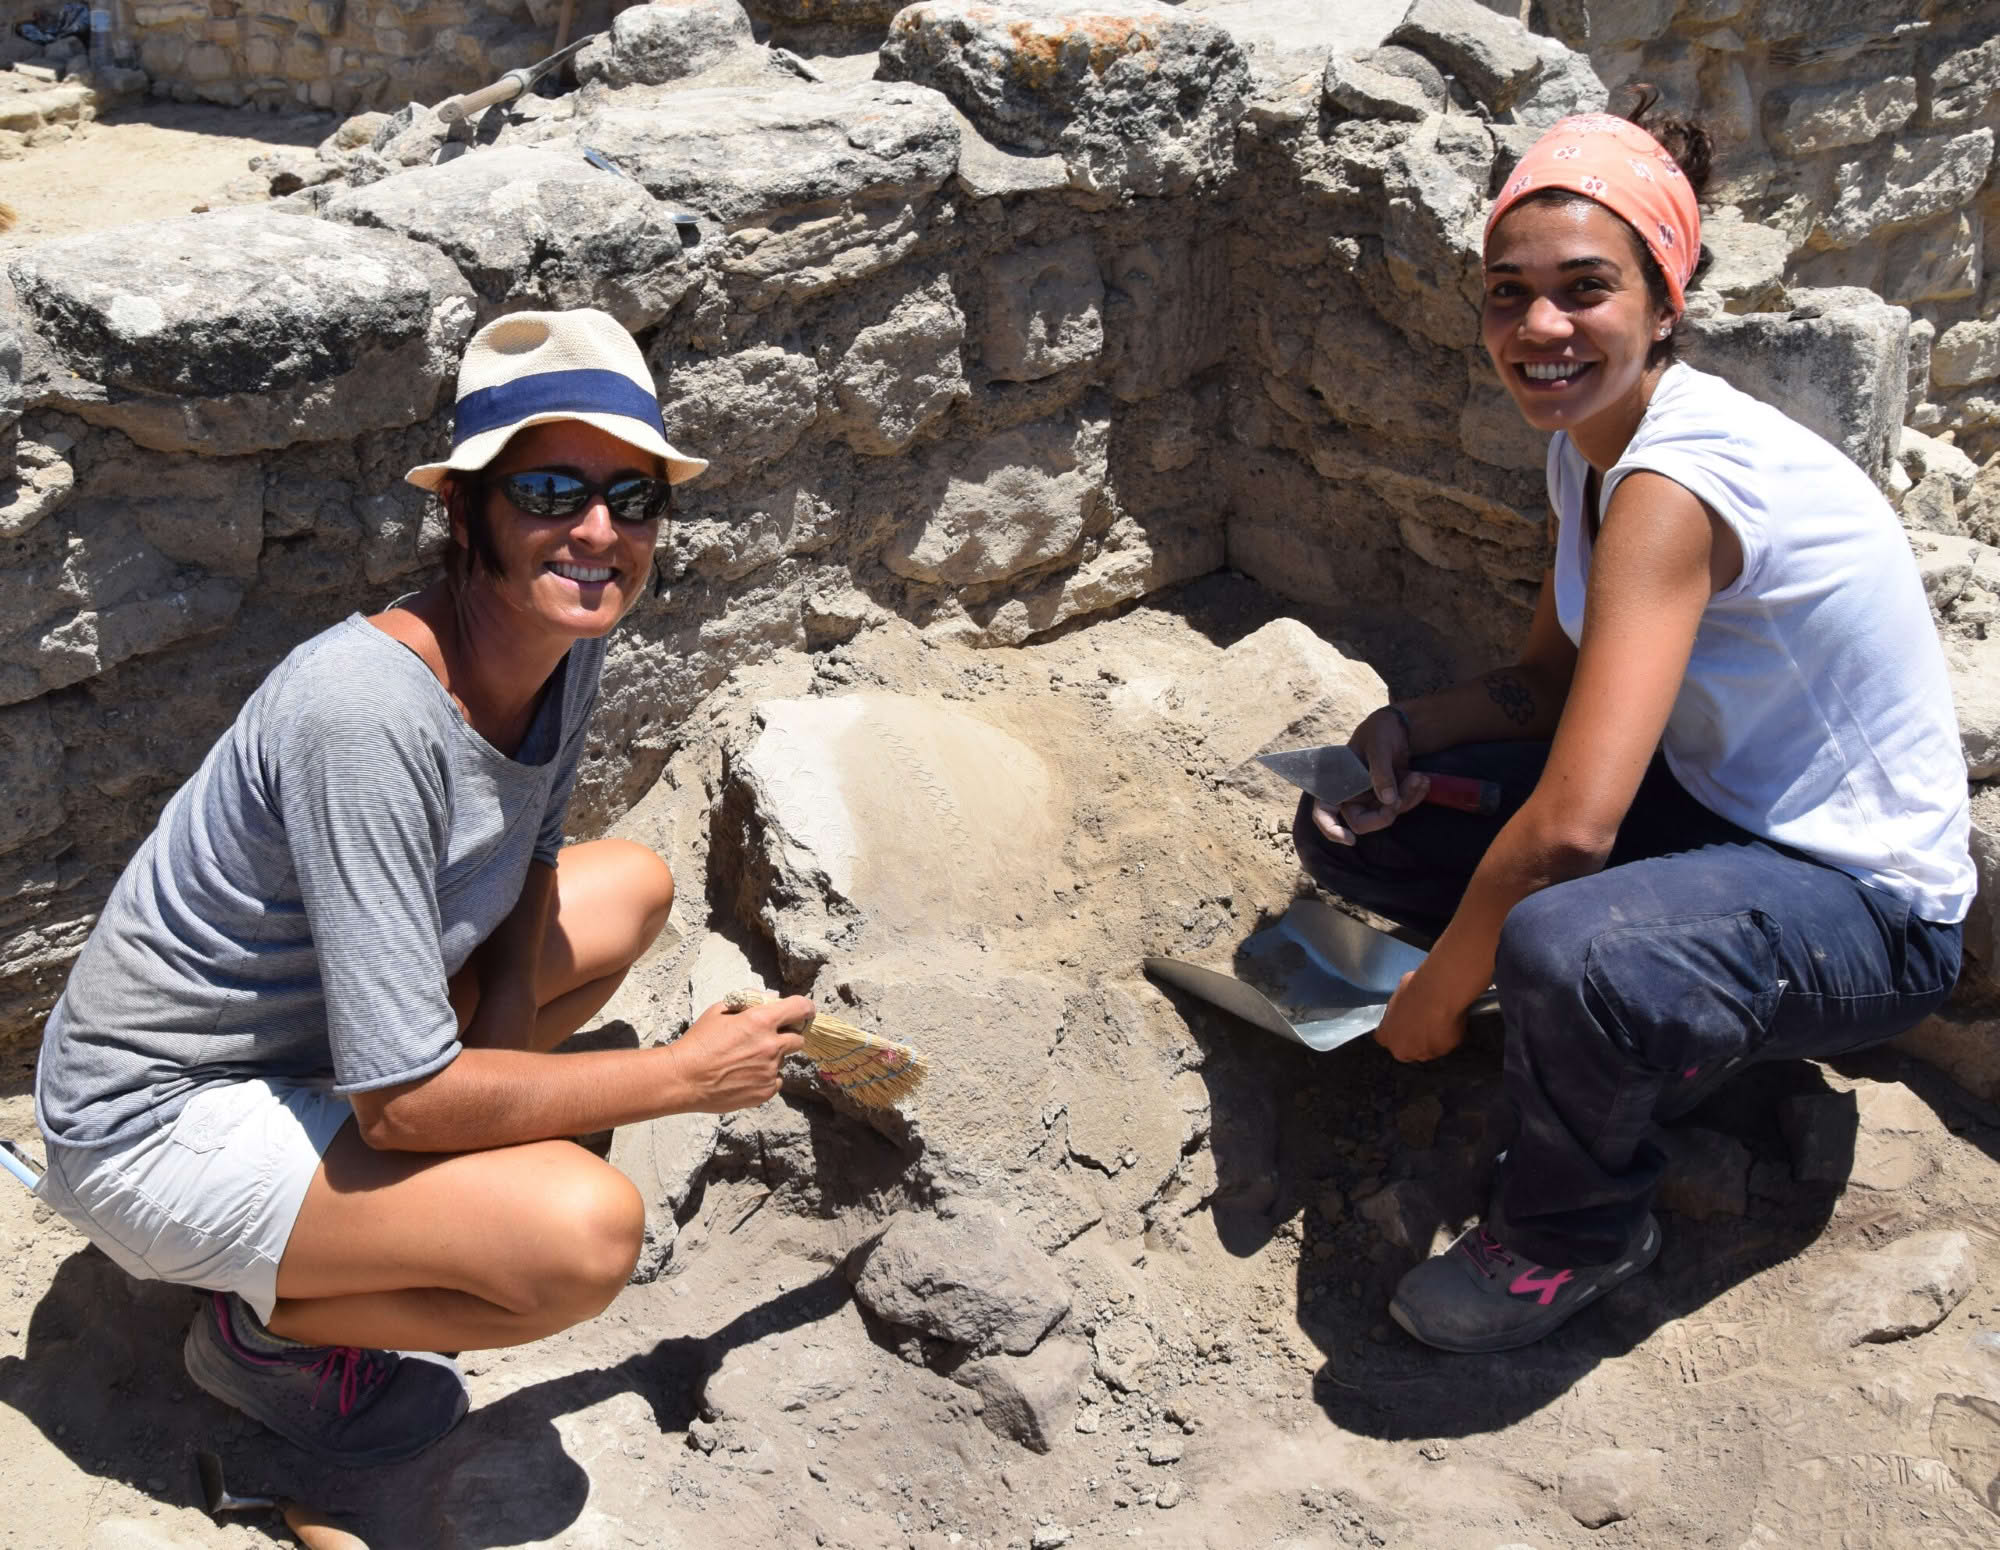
left=268, top=837, right=674, bottom=1351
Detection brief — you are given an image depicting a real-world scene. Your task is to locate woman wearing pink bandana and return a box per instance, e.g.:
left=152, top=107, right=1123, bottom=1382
left=1292, top=104, right=1972, bottom=1352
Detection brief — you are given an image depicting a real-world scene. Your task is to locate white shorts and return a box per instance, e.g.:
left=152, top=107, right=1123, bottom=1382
left=37, top=1079, right=352, bottom=1323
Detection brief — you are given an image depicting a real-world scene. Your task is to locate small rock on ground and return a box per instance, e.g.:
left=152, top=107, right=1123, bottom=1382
left=1809, top=1229, right=1977, bottom=1349
left=1559, top=1446, right=1666, bottom=1528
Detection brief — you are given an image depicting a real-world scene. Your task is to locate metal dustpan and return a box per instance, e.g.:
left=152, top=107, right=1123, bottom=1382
left=1144, top=898, right=1420, bottom=1053
left=1145, top=898, right=1492, bottom=1054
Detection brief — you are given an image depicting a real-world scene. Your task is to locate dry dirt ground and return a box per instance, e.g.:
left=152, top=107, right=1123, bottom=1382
left=3, top=578, right=1999, bottom=1550
left=2, top=102, right=1999, bottom=1550
left=0, top=98, right=328, bottom=252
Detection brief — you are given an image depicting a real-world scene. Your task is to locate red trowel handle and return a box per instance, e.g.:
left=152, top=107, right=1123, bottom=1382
left=1419, top=772, right=1502, bottom=816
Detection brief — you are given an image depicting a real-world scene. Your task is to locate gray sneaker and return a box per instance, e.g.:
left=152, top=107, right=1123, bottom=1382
left=183, top=1293, right=469, bottom=1465
left=1389, top=1217, right=1661, bottom=1354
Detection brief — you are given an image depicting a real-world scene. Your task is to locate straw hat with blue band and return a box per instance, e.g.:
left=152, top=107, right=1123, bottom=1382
left=405, top=308, right=708, bottom=492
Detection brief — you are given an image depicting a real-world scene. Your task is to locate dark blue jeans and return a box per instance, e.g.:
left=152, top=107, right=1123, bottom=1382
left=1292, top=743, right=1963, bottom=1266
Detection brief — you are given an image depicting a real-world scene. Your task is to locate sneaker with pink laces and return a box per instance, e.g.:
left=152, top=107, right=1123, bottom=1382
left=1388, top=1216, right=1660, bottom=1354
left=182, top=1292, right=468, bottom=1465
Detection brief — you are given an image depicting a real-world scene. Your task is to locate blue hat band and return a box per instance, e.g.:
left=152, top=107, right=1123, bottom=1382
left=451, top=368, right=665, bottom=448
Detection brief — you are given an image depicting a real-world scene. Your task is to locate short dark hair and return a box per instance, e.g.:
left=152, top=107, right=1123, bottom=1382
left=1508, top=86, right=1716, bottom=367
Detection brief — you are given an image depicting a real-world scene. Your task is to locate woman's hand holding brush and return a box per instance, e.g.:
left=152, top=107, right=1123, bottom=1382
left=666, top=996, right=815, bottom=1111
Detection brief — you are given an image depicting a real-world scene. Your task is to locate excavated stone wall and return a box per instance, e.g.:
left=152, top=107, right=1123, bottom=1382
left=0, top=0, right=1994, bottom=1051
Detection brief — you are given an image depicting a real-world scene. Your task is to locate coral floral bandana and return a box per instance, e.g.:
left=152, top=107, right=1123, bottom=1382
left=1485, top=114, right=1702, bottom=314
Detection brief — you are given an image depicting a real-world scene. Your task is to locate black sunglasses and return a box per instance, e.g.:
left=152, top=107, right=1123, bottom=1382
left=497, top=468, right=673, bottom=524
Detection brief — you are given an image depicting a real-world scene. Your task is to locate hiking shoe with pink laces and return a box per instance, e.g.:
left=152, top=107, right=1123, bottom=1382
left=1389, top=1216, right=1661, bottom=1354
left=183, top=1292, right=468, bottom=1465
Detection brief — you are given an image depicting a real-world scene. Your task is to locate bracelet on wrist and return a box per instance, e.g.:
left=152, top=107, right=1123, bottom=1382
left=1385, top=704, right=1411, bottom=738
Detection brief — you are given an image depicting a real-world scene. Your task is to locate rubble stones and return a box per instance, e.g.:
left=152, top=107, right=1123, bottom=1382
left=885, top=410, right=1110, bottom=585
left=1819, top=131, right=1995, bottom=250
left=0, top=700, right=64, bottom=855
left=1358, top=1180, right=1441, bottom=1255
left=1808, top=1230, right=1977, bottom=1350
left=657, top=345, right=821, bottom=488
left=1389, top=0, right=1545, bottom=115
left=1090, top=1316, right=1158, bottom=1392
left=981, top=237, right=1103, bottom=385
left=956, top=1337, right=1091, bottom=1452
left=0, top=438, right=73, bottom=540
left=1931, top=35, right=2000, bottom=126
left=1559, top=1447, right=1665, bottom=1529
left=574, top=0, right=755, bottom=89
left=7, top=207, right=475, bottom=457
left=846, top=1200, right=1071, bottom=1355
left=1946, top=634, right=2000, bottom=779
left=877, top=0, right=1251, bottom=198
left=830, top=272, right=969, bottom=454
left=1767, top=77, right=1916, bottom=157
left=1102, top=237, right=1230, bottom=403
left=1324, top=49, right=1445, bottom=123
left=1933, top=319, right=2000, bottom=393
left=323, top=148, right=700, bottom=329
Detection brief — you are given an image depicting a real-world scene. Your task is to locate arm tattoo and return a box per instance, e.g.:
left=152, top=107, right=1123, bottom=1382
left=1485, top=669, right=1537, bottom=727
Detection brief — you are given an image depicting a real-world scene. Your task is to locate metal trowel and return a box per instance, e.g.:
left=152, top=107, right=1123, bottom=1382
left=1145, top=897, right=1497, bottom=1053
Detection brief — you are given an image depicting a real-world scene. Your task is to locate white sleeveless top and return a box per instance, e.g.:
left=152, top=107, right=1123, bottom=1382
left=1549, top=363, right=1974, bottom=923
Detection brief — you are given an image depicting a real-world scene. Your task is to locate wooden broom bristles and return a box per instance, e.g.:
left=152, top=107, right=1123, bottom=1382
left=724, top=990, right=928, bottom=1109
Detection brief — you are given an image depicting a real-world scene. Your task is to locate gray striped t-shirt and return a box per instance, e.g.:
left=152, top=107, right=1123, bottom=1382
left=35, top=614, right=608, bottom=1151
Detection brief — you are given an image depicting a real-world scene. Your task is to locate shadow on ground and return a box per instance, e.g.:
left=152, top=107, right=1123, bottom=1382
left=0, top=1249, right=849, bottom=1549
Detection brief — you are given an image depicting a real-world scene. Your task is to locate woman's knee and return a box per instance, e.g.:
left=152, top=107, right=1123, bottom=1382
left=500, top=1159, right=644, bottom=1323
left=607, top=840, right=675, bottom=952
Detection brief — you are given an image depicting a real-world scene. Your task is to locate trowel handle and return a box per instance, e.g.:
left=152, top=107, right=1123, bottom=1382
left=437, top=69, right=529, bottom=124
left=1419, top=773, right=1502, bottom=816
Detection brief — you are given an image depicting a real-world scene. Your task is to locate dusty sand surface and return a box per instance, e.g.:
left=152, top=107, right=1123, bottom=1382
left=2, top=580, right=1998, bottom=1549
left=0, top=99, right=325, bottom=252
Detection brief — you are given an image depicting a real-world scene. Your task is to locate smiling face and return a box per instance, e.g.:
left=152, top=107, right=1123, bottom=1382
left=461, top=419, right=664, bottom=641
left=1481, top=195, right=1676, bottom=465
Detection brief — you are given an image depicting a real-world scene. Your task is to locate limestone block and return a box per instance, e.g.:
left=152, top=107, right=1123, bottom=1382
left=1698, top=206, right=1790, bottom=314
left=726, top=694, right=1062, bottom=967
left=1933, top=318, right=2000, bottom=392
left=7, top=208, right=475, bottom=457
left=981, top=236, right=1103, bottom=385
left=847, top=1200, right=1071, bottom=1355
left=1883, top=212, right=1979, bottom=307
left=1323, top=48, right=1444, bottom=123
left=830, top=272, right=967, bottom=455
left=878, top=0, right=1251, bottom=198
left=884, top=410, right=1109, bottom=585
left=545, top=80, right=958, bottom=229
left=1680, top=289, right=1909, bottom=487
left=1101, top=237, right=1228, bottom=403
left=957, top=1338, right=1090, bottom=1453
left=1741, top=0, right=1917, bottom=47
left=1460, top=374, right=1545, bottom=470
left=1375, top=122, right=1490, bottom=351
left=1389, top=0, right=1544, bottom=114
left=1766, top=76, right=1916, bottom=157
left=1931, top=34, right=2000, bottom=126
left=1535, top=0, right=1676, bottom=53
left=0, top=700, right=63, bottom=856
left=1808, top=1230, right=1976, bottom=1350
left=0, top=579, right=243, bottom=706
left=573, top=0, right=754, bottom=88
left=1819, top=130, right=1995, bottom=250
left=656, top=344, right=819, bottom=488
left=323, top=148, right=699, bottom=329
left=1944, top=633, right=2000, bottom=778
left=1963, top=458, right=2000, bottom=546
left=0, top=438, right=73, bottom=540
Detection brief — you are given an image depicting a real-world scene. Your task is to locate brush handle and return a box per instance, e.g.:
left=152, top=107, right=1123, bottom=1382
left=1417, top=772, right=1502, bottom=816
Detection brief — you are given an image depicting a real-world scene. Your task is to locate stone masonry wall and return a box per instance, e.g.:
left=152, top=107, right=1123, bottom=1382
left=0, top=0, right=1994, bottom=1050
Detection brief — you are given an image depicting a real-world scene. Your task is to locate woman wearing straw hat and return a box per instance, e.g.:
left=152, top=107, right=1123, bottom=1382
left=32, top=309, right=816, bottom=1461
left=1292, top=102, right=1972, bottom=1353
